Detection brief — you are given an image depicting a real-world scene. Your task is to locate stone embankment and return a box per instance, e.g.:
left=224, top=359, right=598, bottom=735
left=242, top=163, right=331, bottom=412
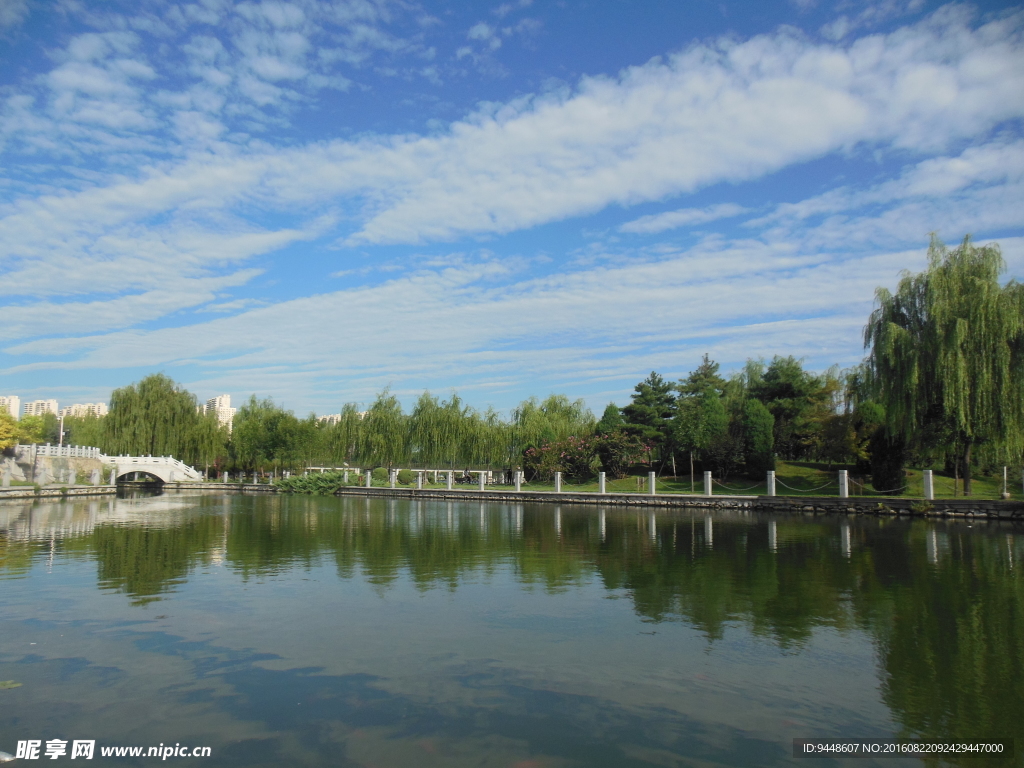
left=153, top=482, right=1024, bottom=519
left=0, top=485, right=116, bottom=500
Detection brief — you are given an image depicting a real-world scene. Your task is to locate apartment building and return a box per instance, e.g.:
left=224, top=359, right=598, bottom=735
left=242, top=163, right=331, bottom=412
left=23, top=399, right=59, bottom=417
left=205, top=394, right=237, bottom=431
left=59, top=402, right=109, bottom=418
left=0, top=396, right=20, bottom=419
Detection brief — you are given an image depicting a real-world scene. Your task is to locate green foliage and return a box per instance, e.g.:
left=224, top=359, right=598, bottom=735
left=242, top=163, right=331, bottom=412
left=62, top=414, right=107, bottom=450
left=16, top=415, right=48, bottom=444
left=866, top=235, right=1024, bottom=494
left=674, top=385, right=728, bottom=467
left=396, top=469, right=414, bottom=485
left=595, top=431, right=649, bottom=479
left=275, top=470, right=350, bottom=495
left=371, top=467, right=388, bottom=483
left=523, top=435, right=599, bottom=481
left=512, top=394, right=595, bottom=456
left=870, top=426, right=907, bottom=494
left=622, top=372, right=676, bottom=464
left=748, top=356, right=841, bottom=460
left=359, top=390, right=408, bottom=469
left=232, top=395, right=300, bottom=470
left=104, top=374, right=222, bottom=465
left=596, top=403, right=624, bottom=435
left=0, top=411, right=19, bottom=449
left=742, top=399, right=775, bottom=474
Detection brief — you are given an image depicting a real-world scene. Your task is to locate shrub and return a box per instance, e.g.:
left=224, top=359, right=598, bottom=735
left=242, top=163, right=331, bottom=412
left=371, top=467, right=388, bottom=483
left=596, top=431, right=649, bottom=479
left=397, top=469, right=414, bottom=485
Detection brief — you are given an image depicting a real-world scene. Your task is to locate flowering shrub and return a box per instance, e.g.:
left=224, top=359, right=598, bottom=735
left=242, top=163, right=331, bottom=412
left=523, top=435, right=599, bottom=481
left=596, top=431, right=650, bottom=479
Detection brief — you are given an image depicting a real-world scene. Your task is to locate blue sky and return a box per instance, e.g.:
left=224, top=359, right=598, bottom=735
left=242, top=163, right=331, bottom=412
left=1, top=0, right=1022, bottom=417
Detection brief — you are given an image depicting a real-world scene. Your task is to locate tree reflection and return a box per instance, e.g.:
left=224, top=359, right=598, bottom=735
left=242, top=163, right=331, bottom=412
left=1, top=495, right=1021, bottom=760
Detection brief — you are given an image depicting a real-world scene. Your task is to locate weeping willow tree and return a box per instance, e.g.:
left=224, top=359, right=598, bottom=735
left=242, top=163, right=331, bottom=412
left=865, top=236, right=1024, bottom=494
left=358, top=389, right=408, bottom=469
left=408, top=392, right=474, bottom=467
left=510, top=395, right=596, bottom=457
left=105, top=374, right=211, bottom=463
left=324, top=403, right=363, bottom=464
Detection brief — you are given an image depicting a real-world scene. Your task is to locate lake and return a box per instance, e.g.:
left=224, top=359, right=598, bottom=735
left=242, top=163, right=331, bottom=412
left=0, top=492, right=1021, bottom=766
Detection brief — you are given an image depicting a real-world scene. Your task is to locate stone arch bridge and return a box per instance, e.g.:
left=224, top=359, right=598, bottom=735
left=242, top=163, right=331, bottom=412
left=101, top=454, right=204, bottom=483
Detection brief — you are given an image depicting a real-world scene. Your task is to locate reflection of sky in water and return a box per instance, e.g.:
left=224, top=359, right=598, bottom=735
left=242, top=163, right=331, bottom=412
left=0, top=493, right=1021, bottom=767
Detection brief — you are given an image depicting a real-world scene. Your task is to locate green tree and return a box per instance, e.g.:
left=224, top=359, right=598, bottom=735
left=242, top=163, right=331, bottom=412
left=622, top=372, right=676, bottom=469
left=674, top=386, right=729, bottom=486
left=358, top=389, right=408, bottom=469
left=596, top=403, right=624, bottom=435
left=742, top=398, right=775, bottom=475
left=749, top=356, right=838, bottom=460
left=105, top=374, right=205, bottom=463
left=232, top=396, right=300, bottom=471
left=0, top=411, right=19, bottom=449
left=63, top=414, right=107, bottom=450
left=865, top=236, right=1024, bottom=494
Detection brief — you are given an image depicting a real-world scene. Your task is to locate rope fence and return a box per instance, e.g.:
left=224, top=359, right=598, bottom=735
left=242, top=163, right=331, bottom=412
left=775, top=478, right=838, bottom=493
left=713, top=479, right=763, bottom=492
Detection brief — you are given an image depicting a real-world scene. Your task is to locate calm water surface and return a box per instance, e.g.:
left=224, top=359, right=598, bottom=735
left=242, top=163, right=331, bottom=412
left=0, top=492, right=1021, bottom=767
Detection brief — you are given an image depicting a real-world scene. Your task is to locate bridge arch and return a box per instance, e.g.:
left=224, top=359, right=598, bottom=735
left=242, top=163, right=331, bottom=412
left=114, top=469, right=167, bottom=484
left=102, top=456, right=203, bottom=484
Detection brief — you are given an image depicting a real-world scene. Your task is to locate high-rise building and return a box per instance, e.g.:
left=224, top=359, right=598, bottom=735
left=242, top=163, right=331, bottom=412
left=23, top=399, right=58, bottom=417
left=205, top=394, right=237, bottom=431
left=0, top=396, right=20, bottom=419
left=59, top=403, right=109, bottom=418
left=319, top=414, right=341, bottom=426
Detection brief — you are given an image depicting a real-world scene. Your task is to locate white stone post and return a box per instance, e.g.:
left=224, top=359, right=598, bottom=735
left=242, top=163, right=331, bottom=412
left=766, top=470, right=775, bottom=497
left=703, top=471, right=712, bottom=496
left=446, top=471, right=453, bottom=490
left=598, top=471, right=606, bottom=494
left=365, top=470, right=372, bottom=488
left=478, top=472, right=485, bottom=491
left=389, top=470, right=396, bottom=489
left=648, top=471, right=656, bottom=496
left=109, top=468, right=117, bottom=485
left=554, top=471, right=562, bottom=493
left=417, top=472, right=423, bottom=490
left=344, top=469, right=349, bottom=483
left=514, top=471, right=522, bottom=492
left=838, top=469, right=848, bottom=498
left=923, top=469, right=934, bottom=500
left=91, top=469, right=100, bottom=486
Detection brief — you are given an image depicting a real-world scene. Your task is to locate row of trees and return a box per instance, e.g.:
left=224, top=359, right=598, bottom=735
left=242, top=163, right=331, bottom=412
left=5, top=236, right=1019, bottom=493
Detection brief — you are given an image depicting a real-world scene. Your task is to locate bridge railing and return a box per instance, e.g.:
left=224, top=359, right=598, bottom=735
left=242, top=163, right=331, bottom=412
left=18, top=444, right=101, bottom=459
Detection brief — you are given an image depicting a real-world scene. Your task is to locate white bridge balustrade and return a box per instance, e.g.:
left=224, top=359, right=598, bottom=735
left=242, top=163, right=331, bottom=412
left=100, top=454, right=204, bottom=483
left=30, top=444, right=102, bottom=459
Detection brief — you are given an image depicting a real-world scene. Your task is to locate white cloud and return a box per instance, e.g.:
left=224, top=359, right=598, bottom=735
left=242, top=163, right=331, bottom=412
left=0, top=0, right=29, bottom=31
left=2, top=5, right=1023, bottom=412
left=619, top=203, right=749, bottom=234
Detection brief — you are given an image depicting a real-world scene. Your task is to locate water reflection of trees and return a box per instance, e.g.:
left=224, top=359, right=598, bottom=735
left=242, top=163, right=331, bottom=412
left=1, top=495, right=1021, bottom=759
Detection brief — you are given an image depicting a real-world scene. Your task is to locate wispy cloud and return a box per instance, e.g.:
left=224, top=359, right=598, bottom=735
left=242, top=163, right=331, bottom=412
left=619, top=204, right=749, bottom=234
